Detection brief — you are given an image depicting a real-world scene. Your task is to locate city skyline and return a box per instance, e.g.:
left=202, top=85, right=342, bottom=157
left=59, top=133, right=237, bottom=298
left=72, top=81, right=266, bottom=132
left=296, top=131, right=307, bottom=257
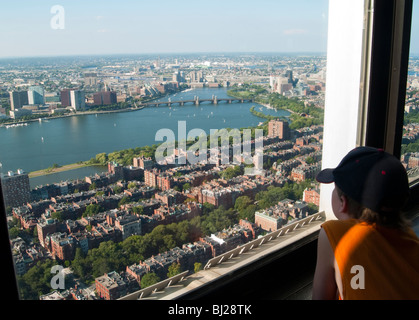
left=0, top=0, right=332, bottom=58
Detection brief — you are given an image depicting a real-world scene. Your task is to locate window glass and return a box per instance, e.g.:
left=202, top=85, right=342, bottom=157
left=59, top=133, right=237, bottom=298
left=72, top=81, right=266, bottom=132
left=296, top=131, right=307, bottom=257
left=0, top=0, right=329, bottom=300
left=403, top=0, right=419, bottom=184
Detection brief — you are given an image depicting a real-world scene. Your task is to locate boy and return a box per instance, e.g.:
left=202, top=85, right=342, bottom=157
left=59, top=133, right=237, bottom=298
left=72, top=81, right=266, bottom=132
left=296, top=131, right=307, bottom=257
left=312, top=146, right=419, bottom=300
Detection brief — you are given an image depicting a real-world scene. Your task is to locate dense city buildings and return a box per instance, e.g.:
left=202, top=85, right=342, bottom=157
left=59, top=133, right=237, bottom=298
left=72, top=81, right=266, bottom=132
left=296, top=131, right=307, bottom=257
left=1, top=53, right=417, bottom=300
left=5, top=120, right=325, bottom=299
left=84, top=73, right=98, bottom=87
left=8, top=114, right=324, bottom=290
left=255, top=199, right=309, bottom=232
left=0, top=54, right=329, bottom=120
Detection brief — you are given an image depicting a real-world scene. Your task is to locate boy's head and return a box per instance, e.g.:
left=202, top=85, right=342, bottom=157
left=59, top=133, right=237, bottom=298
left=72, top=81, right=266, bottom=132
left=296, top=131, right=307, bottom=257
left=316, top=147, right=410, bottom=219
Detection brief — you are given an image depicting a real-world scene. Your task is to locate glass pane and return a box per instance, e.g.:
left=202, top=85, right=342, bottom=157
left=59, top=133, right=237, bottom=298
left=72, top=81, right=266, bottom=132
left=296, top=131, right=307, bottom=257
left=0, top=0, right=328, bottom=300
left=403, top=0, right=419, bottom=184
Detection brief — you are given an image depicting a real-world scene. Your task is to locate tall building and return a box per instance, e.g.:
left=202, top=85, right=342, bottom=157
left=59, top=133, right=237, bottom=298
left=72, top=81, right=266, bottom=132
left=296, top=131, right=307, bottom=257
left=28, top=86, right=45, bottom=105
left=93, top=91, right=117, bottom=106
left=84, top=72, right=98, bottom=87
left=60, top=89, right=71, bottom=107
left=60, top=89, right=85, bottom=110
left=70, top=90, right=85, bottom=111
left=268, top=120, right=290, bottom=140
left=9, top=91, right=28, bottom=110
left=133, top=156, right=153, bottom=170
left=1, top=169, right=31, bottom=208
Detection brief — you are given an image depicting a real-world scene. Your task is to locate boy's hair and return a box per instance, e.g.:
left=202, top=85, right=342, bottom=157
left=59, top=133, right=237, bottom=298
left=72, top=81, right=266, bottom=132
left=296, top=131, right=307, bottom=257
left=335, top=185, right=410, bottom=230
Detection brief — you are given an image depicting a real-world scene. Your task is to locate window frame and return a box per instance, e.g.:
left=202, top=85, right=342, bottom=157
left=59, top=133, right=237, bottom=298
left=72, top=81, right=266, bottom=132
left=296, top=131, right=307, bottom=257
left=362, top=0, right=419, bottom=206
left=0, top=182, right=19, bottom=300
left=321, top=0, right=418, bottom=217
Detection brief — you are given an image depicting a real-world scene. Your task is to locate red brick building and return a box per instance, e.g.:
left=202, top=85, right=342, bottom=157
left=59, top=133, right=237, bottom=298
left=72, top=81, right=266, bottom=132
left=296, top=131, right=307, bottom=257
left=268, top=120, right=290, bottom=140
left=255, top=211, right=283, bottom=232
left=303, top=187, right=320, bottom=207
left=144, top=169, right=159, bottom=188
left=49, top=232, right=75, bottom=261
left=95, top=271, right=133, bottom=300
left=133, top=156, right=153, bottom=170
left=156, top=174, right=172, bottom=191
left=93, top=91, right=117, bottom=106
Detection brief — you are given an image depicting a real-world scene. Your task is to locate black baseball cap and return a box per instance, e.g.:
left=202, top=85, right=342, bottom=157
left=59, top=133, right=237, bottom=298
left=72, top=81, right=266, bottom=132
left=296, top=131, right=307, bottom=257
left=316, top=146, right=410, bottom=213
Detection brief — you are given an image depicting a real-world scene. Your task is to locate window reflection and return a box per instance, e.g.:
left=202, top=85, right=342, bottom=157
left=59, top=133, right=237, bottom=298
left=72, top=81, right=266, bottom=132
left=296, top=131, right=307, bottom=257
left=1, top=0, right=330, bottom=300
left=402, top=1, right=419, bottom=184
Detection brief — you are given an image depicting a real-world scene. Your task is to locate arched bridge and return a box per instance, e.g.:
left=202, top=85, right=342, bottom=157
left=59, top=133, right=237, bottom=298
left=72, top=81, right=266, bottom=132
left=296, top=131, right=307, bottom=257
left=139, top=96, right=254, bottom=108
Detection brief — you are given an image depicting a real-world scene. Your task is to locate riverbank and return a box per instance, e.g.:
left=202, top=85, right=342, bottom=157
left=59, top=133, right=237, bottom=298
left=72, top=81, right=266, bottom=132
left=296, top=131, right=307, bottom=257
left=28, top=162, right=92, bottom=178
left=0, top=104, right=145, bottom=128
left=0, top=86, right=193, bottom=128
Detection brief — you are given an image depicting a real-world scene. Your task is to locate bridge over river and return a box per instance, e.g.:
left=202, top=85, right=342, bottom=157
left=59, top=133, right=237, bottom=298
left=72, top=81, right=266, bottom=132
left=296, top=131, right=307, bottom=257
left=139, top=95, right=254, bottom=108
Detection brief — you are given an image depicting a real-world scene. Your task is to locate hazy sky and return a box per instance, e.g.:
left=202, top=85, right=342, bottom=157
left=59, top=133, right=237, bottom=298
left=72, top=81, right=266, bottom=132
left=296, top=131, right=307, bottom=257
left=0, top=0, right=417, bottom=58
left=0, top=0, right=330, bottom=57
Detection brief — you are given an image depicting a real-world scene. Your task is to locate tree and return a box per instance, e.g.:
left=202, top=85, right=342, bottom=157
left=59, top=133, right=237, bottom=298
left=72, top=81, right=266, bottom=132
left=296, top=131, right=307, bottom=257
left=127, top=182, right=137, bottom=189
left=221, top=166, right=243, bottom=180
left=202, top=202, right=215, bottom=215
left=18, top=259, right=56, bottom=299
left=88, top=182, right=97, bottom=191
left=234, top=196, right=252, bottom=213
left=194, top=262, right=203, bottom=273
left=182, top=183, right=191, bottom=191
left=51, top=210, right=64, bottom=222
left=141, top=273, right=160, bottom=289
left=239, top=205, right=257, bottom=223
left=95, top=153, right=108, bottom=165
left=132, top=205, right=144, bottom=215
left=305, top=156, right=315, bottom=165
left=113, top=185, right=123, bottom=194
left=200, top=206, right=237, bottom=236
left=167, top=262, right=182, bottom=278
left=83, top=203, right=103, bottom=217
left=118, top=196, right=130, bottom=207
left=8, top=226, right=20, bottom=239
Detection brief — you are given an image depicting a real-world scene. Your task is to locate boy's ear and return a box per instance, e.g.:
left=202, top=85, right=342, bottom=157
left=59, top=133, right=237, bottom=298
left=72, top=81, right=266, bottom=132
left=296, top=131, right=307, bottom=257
left=339, top=193, right=349, bottom=214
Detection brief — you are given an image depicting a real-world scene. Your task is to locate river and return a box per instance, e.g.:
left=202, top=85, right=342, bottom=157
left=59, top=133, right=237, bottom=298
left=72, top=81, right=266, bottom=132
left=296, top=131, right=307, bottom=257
left=0, top=87, right=289, bottom=188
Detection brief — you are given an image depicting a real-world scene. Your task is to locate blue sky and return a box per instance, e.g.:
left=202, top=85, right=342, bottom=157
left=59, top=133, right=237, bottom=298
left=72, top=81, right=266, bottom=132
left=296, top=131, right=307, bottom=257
left=0, top=0, right=417, bottom=58
left=0, top=0, right=329, bottom=57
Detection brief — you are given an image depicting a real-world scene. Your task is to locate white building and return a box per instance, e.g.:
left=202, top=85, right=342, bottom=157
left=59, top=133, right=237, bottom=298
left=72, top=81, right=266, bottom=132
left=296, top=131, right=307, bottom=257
left=28, top=86, right=45, bottom=105
left=70, top=90, right=85, bottom=111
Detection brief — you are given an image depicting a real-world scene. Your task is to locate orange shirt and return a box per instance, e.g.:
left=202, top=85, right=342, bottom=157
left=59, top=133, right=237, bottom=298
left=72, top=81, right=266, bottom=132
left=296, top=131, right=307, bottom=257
left=322, top=219, right=419, bottom=300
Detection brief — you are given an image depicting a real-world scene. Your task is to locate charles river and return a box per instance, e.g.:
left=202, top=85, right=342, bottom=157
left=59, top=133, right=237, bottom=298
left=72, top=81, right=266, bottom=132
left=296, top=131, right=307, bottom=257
left=0, top=87, right=290, bottom=189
